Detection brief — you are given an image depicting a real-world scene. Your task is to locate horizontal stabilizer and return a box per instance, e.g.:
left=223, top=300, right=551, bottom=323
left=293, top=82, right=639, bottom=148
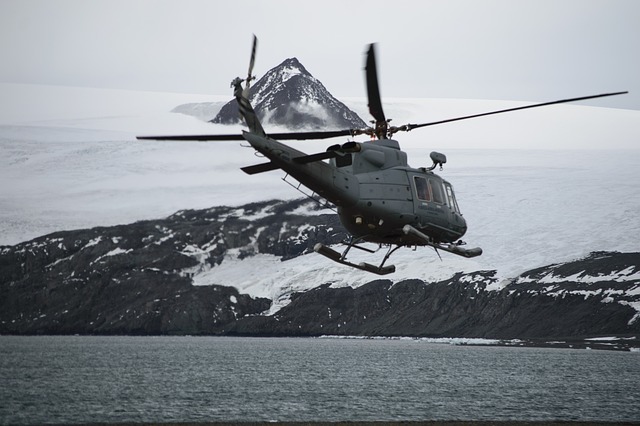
left=241, top=162, right=280, bottom=175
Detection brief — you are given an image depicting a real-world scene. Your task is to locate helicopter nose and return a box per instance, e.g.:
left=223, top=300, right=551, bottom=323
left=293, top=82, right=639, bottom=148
left=457, top=214, right=468, bottom=238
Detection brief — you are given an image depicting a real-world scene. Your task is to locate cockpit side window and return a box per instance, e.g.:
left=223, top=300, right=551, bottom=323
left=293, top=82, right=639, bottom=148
left=444, top=182, right=460, bottom=213
left=429, top=179, right=445, bottom=204
left=414, top=176, right=430, bottom=201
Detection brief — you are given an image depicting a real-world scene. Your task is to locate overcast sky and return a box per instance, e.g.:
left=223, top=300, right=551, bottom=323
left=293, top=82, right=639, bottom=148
left=1, top=0, right=638, bottom=110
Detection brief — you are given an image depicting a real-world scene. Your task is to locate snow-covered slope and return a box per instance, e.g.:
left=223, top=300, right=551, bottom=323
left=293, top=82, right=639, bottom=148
left=1, top=84, right=639, bottom=291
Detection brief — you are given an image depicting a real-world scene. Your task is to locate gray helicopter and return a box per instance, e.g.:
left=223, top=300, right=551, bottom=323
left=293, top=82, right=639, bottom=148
left=138, top=36, right=626, bottom=275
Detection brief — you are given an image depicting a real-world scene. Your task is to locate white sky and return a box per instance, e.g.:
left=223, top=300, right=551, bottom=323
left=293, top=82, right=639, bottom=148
left=1, top=0, right=638, bottom=110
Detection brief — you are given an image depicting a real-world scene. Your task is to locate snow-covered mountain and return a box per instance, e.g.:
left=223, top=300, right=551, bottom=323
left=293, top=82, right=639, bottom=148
left=210, top=58, right=366, bottom=129
left=1, top=84, right=640, bottom=341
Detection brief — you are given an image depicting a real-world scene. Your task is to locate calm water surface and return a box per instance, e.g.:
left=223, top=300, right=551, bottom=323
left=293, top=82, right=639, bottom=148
left=0, top=336, right=638, bottom=424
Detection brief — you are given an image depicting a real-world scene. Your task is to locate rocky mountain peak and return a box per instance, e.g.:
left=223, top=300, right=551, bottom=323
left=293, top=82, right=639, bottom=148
left=278, top=57, right=309, bottom=75
left=211, top=57, right=366, bottom=130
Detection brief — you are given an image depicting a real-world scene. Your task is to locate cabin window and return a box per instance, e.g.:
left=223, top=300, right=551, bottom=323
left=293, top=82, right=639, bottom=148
left=444, top=182, right=460, bottom=213
left=429, top=179, right=445, bottom=204
left=414, top=177, right=430, bottom=201
left=336, top=153, right=353, bottom=168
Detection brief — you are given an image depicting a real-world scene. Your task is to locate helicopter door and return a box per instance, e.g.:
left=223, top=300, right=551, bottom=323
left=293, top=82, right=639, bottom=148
left=412, top=175, right=458, bottom=239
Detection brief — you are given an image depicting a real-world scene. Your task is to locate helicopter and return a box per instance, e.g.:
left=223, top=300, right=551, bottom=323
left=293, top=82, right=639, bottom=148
left=138, top=36, right=627, bottom=275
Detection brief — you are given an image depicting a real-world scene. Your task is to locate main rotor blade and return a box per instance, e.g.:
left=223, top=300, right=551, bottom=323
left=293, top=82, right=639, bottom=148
left=365, top=44, right=386, bottom=124
left=137, top=134, right=246, bottom=141
left=293, top=151, right=338, bottom=164
left=136, top=129, right=355, bottom=142
left=270, top=129, right=354, bottom=140
left=405, top=91, right=628, bottom=131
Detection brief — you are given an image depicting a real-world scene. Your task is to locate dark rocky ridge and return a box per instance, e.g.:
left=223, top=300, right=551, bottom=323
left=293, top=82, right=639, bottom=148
left=1, top=199, right=639, bottom=346
left=211, top=57, right=366, bottom=130
left=0, top=199, right=344, bottom=335
left=230, top=263, right=639, bottom=340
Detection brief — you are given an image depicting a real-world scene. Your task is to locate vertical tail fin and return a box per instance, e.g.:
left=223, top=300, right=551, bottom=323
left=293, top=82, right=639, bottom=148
left=231, top=77, right=266, bottom=137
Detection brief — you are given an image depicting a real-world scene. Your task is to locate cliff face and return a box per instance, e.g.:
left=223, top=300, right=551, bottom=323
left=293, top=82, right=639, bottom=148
left=1, top=199, right=639, bottom=344
left=230, top=261, right=639, bottom=340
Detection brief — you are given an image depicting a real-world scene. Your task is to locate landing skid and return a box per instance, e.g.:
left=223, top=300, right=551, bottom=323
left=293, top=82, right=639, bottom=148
left=314, top=238, right=399, bottom=275
left=402, top=225, right=483, bottom=258
left=314, top=225, right=482, bottom=275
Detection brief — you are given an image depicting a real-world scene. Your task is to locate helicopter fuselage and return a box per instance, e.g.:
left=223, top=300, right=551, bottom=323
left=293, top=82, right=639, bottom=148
left=242, top=132, right=467, bottom=247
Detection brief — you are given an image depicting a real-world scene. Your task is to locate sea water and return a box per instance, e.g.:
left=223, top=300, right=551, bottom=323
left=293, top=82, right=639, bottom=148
left=1, top=336, right=638, bottom=424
